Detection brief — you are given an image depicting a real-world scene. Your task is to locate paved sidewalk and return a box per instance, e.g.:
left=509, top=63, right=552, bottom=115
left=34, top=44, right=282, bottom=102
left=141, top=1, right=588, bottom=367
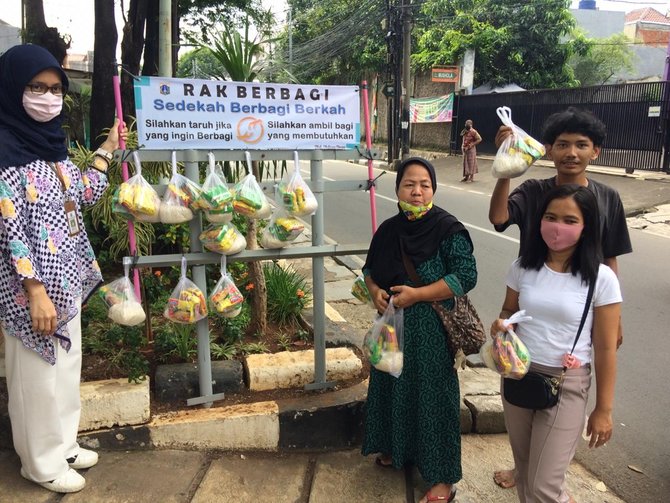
left=0, top=434, right=625, bottom=503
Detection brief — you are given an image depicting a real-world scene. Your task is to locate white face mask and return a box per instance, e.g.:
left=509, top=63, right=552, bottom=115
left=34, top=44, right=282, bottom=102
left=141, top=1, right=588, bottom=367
left=22, top=91, right=63, bottom=122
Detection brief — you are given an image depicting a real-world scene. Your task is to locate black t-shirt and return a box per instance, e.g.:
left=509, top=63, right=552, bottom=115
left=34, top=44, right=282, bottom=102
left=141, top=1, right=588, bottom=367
left=494, top=177, right=633, bottom=259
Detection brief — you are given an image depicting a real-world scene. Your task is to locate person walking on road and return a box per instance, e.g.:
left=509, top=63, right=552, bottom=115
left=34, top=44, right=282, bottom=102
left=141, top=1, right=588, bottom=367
left=488, top=107, right=632, bottom=490
left=361, top=157, right=478, bottom=503
left=492, top=184, right=622, bottom=502
left=0, top=44, right=127, bottom=494
left=461, top=119, right=481, bottom=182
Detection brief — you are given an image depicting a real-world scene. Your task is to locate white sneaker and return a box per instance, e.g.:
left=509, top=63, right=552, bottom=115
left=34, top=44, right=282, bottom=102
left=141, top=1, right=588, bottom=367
left=20, top=467, right=86, bottom=493
left=67, top=448, right=99, bottom=469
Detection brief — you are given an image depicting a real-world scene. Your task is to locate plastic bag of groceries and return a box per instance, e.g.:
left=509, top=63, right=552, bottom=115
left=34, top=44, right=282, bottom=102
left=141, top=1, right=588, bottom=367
left=159, top=151, right=202, bottom=224
left=278, top=151, right=318, bottom=216
left=491, top=107, right=546, bottom=179
left=363, top=298, right=404, bottom=378
left=208, top=255, right=244, bottom=318
left=199, top=223, right=247, bottom=255
left=198, top=152, right=234, bottom=224
left=480, top=310, right=532, bottom=379
left=259, top=206, right=304, bottom=249
left=97, top=258, right=146, bottom=326
left=163, top=256, right=208, bottom=324
left=113, top=151, right=162, bottom=222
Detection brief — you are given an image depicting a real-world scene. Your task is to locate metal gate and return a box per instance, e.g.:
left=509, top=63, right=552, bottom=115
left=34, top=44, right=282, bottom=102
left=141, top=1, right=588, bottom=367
left=451, top=82, right=670, bottom=172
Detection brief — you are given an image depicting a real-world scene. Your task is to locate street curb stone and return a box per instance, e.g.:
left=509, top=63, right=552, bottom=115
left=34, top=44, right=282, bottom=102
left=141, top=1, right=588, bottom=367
left=154, top=360, right=244, bottom=402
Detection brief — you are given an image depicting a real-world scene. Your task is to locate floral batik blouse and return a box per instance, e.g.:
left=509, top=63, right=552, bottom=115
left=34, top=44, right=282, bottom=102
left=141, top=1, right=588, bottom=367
left=0, top=158, right=108, bottom=364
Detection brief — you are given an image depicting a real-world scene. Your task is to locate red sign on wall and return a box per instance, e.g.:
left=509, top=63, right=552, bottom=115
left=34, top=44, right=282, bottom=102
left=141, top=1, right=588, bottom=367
left=431, top=67, right=460, bottom=83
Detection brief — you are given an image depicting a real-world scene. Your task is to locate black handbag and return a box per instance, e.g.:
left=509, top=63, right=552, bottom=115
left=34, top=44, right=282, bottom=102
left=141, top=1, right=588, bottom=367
left=503, top=280, right=595, bottom=410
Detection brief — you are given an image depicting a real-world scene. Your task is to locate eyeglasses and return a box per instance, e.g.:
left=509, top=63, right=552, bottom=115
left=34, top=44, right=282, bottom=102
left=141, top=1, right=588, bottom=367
left=25, top=83, right=67, bottom=96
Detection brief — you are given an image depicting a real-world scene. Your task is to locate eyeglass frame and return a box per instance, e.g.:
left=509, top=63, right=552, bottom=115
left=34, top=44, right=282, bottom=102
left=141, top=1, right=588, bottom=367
left=24, top=82, right=68, bottom=96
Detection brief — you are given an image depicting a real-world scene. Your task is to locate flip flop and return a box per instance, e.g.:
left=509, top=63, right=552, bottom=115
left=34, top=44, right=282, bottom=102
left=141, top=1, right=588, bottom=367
left=424, top=488, right=457, bottom=502
left=375, top=456, right=394, bottom=468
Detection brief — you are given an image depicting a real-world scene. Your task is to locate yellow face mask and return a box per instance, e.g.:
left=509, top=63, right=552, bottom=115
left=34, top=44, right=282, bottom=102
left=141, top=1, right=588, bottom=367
left=399, top=200, right=433, bottom=221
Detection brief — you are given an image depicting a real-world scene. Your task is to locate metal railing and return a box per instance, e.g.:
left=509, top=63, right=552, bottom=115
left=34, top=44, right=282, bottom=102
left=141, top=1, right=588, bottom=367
left=117, top=149, right=375, bottom=406
left=452, top=81, right=670, bottom=172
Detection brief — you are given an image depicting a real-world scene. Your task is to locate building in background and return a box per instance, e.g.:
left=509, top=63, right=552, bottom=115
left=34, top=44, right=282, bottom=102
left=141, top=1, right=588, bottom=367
left=625, top=8, right=670, bottom=47
left=0, top=19, right=20, bottom=54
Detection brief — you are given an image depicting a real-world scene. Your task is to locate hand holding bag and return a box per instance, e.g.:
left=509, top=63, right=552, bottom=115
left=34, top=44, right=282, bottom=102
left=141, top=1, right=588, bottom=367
left=400, top=246, right=485, bottom=369
left=503, top=280, right=595, bottom=410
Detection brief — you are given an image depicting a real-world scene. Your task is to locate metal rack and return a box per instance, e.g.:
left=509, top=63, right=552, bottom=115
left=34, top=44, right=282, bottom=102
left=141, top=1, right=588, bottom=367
left=118, top=148, right=377, bottom=406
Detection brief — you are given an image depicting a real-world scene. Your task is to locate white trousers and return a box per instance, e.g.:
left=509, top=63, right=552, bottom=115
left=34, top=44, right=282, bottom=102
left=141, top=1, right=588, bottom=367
left=4, top=299, right=82, bottom=482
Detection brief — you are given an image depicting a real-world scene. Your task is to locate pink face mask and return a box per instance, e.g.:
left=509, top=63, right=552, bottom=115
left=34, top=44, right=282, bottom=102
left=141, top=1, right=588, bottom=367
left=22, top=91, right=62, bottom=122
left=540, top=220, right=583, bottom=252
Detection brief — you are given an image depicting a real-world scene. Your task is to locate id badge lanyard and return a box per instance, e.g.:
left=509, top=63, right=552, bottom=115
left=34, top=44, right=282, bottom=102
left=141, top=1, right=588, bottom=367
left=50, top=162, right=81, bottom=237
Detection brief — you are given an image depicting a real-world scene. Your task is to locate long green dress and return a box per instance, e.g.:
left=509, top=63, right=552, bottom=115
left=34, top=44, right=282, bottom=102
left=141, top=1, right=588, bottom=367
left=362, top=231, right=477, bottom=485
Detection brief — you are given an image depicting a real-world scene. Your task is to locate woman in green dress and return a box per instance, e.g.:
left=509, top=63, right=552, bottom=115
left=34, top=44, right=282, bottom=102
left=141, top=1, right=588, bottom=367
left=362, top=157, right=477, bottom=503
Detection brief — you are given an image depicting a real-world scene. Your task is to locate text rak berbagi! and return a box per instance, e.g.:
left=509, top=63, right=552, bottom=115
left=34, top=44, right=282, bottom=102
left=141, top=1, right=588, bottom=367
left=151, top=83, right=345, bottom=117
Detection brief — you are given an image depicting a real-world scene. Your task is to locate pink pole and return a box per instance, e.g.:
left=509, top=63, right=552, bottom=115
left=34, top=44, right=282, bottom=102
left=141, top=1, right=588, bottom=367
left=112, top=75, right=142, bottom=300
left=361, top=81, right=378, bottom=233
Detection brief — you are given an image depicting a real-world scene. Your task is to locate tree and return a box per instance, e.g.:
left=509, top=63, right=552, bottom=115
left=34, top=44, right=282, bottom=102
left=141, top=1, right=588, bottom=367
left=23, top=0, right=71, bottom=64
left=414, top=0, right=577, bottom=89
left=119, top=0, right=150, bottom=128
left=569, top=32, right=635, bottom=87
left=202, top=21, right=270, bottom=337
left=279, top=0, right=387, bottom=84
left=90, top=0, right=118, bottom=149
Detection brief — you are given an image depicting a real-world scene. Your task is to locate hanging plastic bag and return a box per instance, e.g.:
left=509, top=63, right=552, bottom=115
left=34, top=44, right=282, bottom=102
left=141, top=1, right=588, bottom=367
left=351, top=275, right=374, bottom=308
left=159, top=151, right=198, bottom=224
left=259, top=203, right=304, bottom=249
left=491, top=107, right=546, bottom=179
left=198, top=152, right=234, bottom=224
left=199, top=223, right=247, bottom=255
left=278, top=151, right=318, bottom=217
left=480, top=310, right=532, bottom=379
left=164, top=257, right=208, bottom=324
left=363, top=299, right=404, bottom=378
left=113, top=151, right=162, bottom=222
left=209, top=255, right=245, bottom=318
left=97, top=258, right=146, bottom=326
left=232, top=153, right=271, bottom=219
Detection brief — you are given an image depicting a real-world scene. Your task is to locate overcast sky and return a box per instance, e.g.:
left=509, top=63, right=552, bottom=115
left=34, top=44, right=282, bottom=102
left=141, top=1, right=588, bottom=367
left=3, top=0, right=668, bottom=54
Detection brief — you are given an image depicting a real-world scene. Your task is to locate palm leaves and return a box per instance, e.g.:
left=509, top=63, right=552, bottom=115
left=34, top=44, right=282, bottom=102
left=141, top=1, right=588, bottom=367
left=207, top=20, right=269, bottom=82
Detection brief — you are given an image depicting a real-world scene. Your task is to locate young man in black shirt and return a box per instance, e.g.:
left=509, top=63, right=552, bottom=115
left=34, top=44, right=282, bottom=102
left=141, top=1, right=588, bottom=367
left=488, top=107, right=632, bottom=490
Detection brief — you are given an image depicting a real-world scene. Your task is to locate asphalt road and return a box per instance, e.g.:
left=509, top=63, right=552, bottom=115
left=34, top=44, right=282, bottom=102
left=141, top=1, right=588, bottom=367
left=307, top=155, right=670, bottom=503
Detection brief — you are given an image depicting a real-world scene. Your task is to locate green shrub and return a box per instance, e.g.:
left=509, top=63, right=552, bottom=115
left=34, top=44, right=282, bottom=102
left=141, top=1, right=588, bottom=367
left=210, top=301, right=251, bottom=342
left=263, top=262, right=311, bottom=327
left=82, top=324, right=148, bottom=384
left=154, top=323, right=198, bottom=362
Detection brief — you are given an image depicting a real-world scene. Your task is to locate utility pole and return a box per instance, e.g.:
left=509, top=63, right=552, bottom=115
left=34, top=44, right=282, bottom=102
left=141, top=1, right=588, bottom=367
left=400, top=0, right=412, bottom=159
left=288, top=8, right=293, bottom=70
left=159, top=0, right=172, bottom=77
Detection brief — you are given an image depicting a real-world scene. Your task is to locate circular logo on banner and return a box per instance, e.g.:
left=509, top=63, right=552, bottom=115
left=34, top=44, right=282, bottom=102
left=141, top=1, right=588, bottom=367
left=236, top=117, right=265, bottom=144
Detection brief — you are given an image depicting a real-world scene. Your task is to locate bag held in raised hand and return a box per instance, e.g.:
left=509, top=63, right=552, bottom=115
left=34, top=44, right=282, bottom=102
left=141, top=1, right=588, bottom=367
left=492, top=106, right=545, bottom=179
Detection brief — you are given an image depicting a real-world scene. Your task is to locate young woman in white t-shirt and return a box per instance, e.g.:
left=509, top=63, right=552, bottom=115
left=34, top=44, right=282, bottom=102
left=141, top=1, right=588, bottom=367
left=491, top=184, right=622, bottom=503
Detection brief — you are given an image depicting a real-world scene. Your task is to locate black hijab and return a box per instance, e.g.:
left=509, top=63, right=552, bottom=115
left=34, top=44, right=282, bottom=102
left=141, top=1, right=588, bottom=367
left=364, top=157, right=469, bottom=290
left=0, top=44, right=69, bottom=168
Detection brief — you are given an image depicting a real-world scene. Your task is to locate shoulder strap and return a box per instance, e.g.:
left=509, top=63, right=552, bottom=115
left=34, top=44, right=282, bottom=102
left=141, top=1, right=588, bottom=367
left=399, top=241, right=424, bottom=287
left=568, top=279, right=596, bottom=357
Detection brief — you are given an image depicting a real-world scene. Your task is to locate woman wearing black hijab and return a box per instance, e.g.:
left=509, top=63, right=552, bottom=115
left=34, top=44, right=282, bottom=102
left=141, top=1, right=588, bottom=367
left=361, top=157, right=477, bottom=503
left=0, top=44, right=126, bottom=493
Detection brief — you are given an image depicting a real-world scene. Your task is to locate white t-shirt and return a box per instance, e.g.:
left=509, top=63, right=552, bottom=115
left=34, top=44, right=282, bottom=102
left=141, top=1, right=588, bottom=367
left=506, top=259, right=622, bottom=367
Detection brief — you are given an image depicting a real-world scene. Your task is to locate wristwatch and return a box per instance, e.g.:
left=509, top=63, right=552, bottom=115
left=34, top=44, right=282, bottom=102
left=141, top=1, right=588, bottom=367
left=90, top=154, right=109, bottom=174
left=94, top=148, right=113, bottom=162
